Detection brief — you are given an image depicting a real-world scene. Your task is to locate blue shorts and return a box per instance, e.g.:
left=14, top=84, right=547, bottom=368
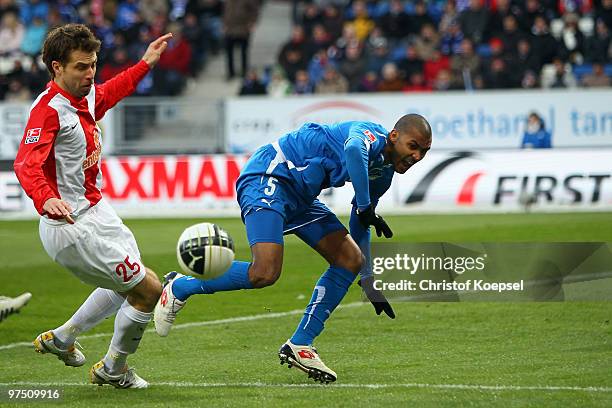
left=236, top=147, right=345, bottom=248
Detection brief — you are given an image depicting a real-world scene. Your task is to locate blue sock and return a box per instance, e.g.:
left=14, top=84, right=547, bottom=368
left=172, top=261, right=253, bottom=301
left=290, top=266, right=356, bottom=346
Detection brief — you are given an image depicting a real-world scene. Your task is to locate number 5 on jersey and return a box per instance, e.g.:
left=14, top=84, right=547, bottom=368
left=264, top=177, right=278, bottom=196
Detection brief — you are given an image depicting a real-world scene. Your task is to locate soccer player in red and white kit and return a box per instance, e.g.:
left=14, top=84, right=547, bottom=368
left=14, top=24, right=172, bottom=388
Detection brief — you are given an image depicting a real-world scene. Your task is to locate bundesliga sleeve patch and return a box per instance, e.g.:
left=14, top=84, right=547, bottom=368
left=25, top=128, right=41, bottom=144
left=363, top=129, right=377, bottom=143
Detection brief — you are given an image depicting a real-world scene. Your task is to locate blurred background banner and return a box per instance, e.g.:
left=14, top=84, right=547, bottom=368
left=225, top=89, right=612, bottom=152
left=2, top=149, right=610, bottom=218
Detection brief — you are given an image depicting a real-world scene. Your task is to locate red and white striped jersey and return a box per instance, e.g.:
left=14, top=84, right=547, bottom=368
left=14, top=60, right=149, bottom=220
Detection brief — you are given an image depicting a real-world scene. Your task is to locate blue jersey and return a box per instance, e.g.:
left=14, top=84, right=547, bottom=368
left=239, top=121, right=393, bottom=210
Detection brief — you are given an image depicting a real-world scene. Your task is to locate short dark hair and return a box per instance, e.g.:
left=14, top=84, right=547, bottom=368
left=394, top=113, right=432, bottom=140
left=42, top=24, right=101, bottom=78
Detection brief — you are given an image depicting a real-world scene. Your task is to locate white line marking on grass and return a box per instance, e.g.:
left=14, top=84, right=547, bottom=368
left=0, top=301, right=366, bottom=351
left=0, top=382, right=610, bottom=393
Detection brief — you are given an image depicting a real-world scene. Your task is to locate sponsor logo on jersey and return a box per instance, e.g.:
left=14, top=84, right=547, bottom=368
left=363, top=129, right=376, bottom=143
left=25, top=128, right=41, bottom=144
left=82, top=128, right=101, bottom=170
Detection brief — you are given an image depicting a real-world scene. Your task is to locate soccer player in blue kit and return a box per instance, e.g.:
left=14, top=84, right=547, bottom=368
left=155, top=114, right=432, bottom=383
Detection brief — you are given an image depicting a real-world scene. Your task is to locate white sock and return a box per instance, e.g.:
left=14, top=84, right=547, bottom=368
left=103, top=300, right=151, bottom=375
left=53, top=288, right=124, bottom=349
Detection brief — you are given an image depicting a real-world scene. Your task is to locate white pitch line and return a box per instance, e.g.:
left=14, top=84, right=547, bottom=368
left=0, top=381, right=610, bottom=393
left=0, top=301, right=366, bottom=351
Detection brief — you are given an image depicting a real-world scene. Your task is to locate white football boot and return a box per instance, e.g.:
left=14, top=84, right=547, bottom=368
left=153, top=271, right=187, bottom=337
left=0, top=292, right=32, bottom=322
left=278, top=340, right=337, bottom=383
left=90, top=360, right=148, bottom=389
left=33, top=330, right=86, bottom=367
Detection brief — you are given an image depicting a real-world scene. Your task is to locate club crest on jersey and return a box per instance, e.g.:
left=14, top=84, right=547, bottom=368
left=24, top=128, right=41, bottom=144
left=363, top=129, right=376, bottom=144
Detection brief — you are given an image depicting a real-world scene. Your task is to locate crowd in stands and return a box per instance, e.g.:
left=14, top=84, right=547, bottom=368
left=0, top=0, right=224, bottom=101
left=240, top=0, right=612, bottom=96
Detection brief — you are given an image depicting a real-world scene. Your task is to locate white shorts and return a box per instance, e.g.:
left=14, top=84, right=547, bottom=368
left=39, top=199, right=146, bottom=292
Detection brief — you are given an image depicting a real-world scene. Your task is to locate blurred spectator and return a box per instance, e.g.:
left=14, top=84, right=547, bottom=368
left=365, top=37, right=390, bottom=75
left=411, top=1, right=435, bottom=37
left=223, top=0, right=260, bottom=79
left=357, top=70, right=379, bottom=92
left=57, top=0, right=80, bottom=24
left=98, top=48, right=134, bottom=83
left=139, top=0, right=168, bottom=26
left=433, top=68, right=453, bottom=90
left=347, top=0, right=374, bottom=41
left=0, top=11, right=23, bottom=55
left=414, top=23, right=440, bottom=61
left=0, top=0, right=19, bottom=20
left=310, top=24, right=332, bottom=54
left=335, top=23, right=359, bottom=59
left=278, top=25, right=311, bottom=82
left=596, top=0, right=612, bottom=30
left=19, top=0, right=48, bottom=26
left=521, top=70, right=540, bottom=88
left=115, top=0, right=140, bottom=33
left=514, top=38, right=542, bottom=79
left=301, top=3, right=321, bottom=36
left=521, top=0, right=546, bottom=33
left=397, top=45, right=424, bottom=80
left=558, top=12, right=585, bottom=63
left=377, top=0, right=411, bottom=42
left=20, top=15, right=46, bottom=56
left=156, top=23, right=192, bottom=95
left=499, top=14, right=525, bottom=56
left=451, top=38, right=481, bottom=88
left=25, top=60, right=48, bottom=95
left=183, top=12, right=206, bottom=74
left=581, top=63, right=611, bottom=87
left=521, top=112, right=552, bottom=148
left=439, top=0, right=459, bottom=36
left=339, top=44, right=367, bottom=91
left=267, top=65, right=292, bottom=97
left=403, top=71, right=432, bottom=92
left=293, top=69, right=313, bottom=94
left=459, top=0, right=488, bottom=44
left=541, top=57, right=577, bottom=88
left=423, top=50, right=451, bottom=86
left=377, top=62, right=405, bottom=92
left=239, top=68, right=267, bottom=95
left=315, top=66, right=349, bottom=94
left=484, top=0, right=514, bottom=40
left=321, top=5, right=343, bottom=41
left=484, top=56, right=514, bottom=88
left=585, top=19, right=611, bottom=63
left=440, top=19, right=465, bottom=55
left=308, top=49, right=336, bottom=85
left=4, top=77, right=30, bottom=101
left=531, top=16, right=559, bottom=65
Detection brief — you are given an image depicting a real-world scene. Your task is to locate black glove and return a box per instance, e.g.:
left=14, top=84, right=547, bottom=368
left=357, top=205, right=393, bottom=238
left=358, top=276, right=396, bottom=319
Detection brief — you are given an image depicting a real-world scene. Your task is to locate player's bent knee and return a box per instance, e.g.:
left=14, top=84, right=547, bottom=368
left=249, top=261, right=282, bottom=288
left=332, top=248, right=363, bottom=274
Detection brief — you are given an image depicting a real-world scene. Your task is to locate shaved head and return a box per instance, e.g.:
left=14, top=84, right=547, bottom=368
left=384, top=113, right=432, bottom=173
left=393, top=114, right=432, bottom=142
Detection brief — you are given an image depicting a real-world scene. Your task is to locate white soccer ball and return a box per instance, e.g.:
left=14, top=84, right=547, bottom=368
left=176, top=223, right=235, bottom=279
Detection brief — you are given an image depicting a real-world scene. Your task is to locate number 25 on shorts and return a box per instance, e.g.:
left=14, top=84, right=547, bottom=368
left=115, top=255, right=141, bottom=283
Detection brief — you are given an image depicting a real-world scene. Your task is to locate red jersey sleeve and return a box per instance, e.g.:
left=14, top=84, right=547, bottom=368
left=94, top=60, right=150, bottom=120
left=13, top=105, right=61, bottom=215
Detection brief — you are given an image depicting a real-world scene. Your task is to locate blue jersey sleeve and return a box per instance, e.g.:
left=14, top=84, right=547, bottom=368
left=344, top=135, right=371, bottom=210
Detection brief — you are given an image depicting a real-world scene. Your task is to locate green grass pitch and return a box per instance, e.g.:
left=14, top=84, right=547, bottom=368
left=0, top=213, right=611, bottom=407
